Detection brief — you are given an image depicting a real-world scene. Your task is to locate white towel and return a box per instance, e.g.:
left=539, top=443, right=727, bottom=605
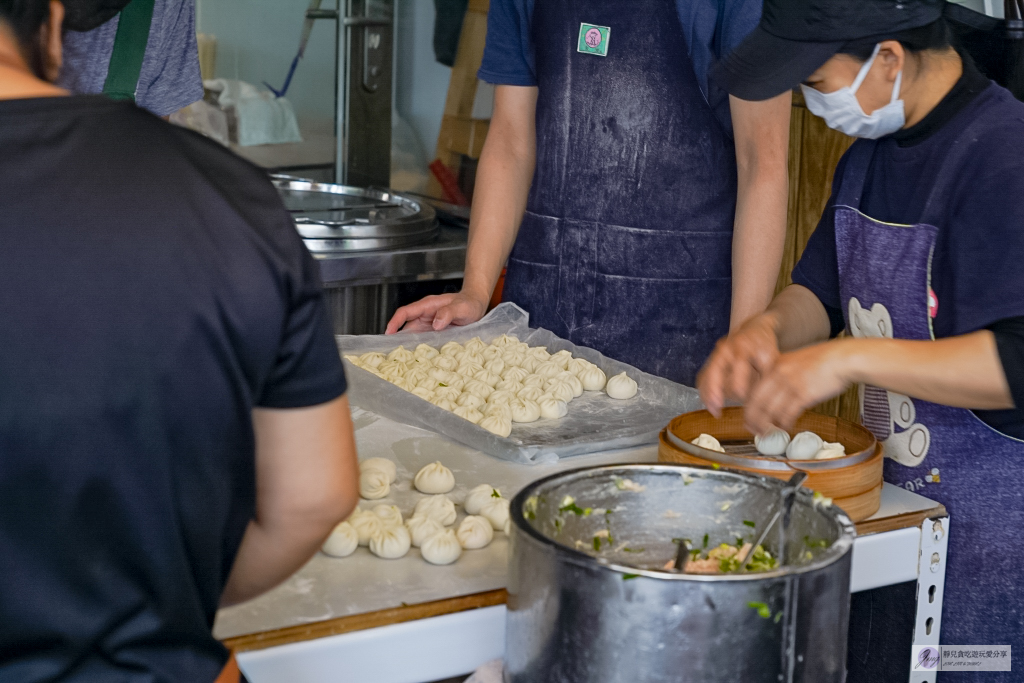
left=203, top=78, right=302, bottom=147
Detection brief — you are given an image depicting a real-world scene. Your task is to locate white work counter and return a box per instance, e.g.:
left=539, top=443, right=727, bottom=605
left=216, top=408, right=948, bottom=683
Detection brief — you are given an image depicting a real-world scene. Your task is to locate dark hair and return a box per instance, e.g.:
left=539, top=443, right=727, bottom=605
left=0, top=0, right=50, bottom=77
left=840, top=18, right=954, bottom=61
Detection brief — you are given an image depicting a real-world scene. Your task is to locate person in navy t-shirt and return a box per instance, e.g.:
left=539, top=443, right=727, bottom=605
left=387, top=0, right=793, bottom=388
left=0, top=2, right=359, bottom=681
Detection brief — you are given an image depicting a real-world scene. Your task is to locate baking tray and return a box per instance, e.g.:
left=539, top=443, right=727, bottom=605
left=336, top=303, right=703, bottom=464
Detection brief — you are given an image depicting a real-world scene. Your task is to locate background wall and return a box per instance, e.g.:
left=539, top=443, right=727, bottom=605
left=195, top=0, right=451, bottom=159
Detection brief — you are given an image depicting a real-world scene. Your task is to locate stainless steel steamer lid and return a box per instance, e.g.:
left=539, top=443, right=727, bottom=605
left=272, top=178, right=439, bottom=253
left=511, top=463, right=856, bottom=582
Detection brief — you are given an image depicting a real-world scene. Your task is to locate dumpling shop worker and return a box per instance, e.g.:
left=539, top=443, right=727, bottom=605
left=387, top=0, right=793, bottom=387
left=0, top=0, right=359, bottom=679
left=700, top=0, right=1024, bottom=679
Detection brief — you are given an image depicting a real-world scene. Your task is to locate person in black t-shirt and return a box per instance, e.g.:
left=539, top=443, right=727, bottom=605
left=0, top=2, right=359, bottom=681
left=704, top=0, right=1024, bottom=681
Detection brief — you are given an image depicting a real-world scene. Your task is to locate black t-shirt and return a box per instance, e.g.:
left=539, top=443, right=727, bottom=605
left=0, top=96, right=347, bottom=682
left=792, top=57, right=1024, bottom=438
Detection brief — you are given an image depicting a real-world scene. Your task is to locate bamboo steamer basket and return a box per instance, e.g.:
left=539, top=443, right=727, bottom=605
left=658, top=407, right=883, bottom=522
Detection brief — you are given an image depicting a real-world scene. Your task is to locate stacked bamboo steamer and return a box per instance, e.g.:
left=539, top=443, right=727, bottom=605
left=658, top=407, right=883, bottom=522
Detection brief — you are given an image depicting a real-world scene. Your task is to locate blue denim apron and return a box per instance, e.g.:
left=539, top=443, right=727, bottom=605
left=501, top=0, right=736, bottom=386
left=835, top=136, right=1024, bottom=681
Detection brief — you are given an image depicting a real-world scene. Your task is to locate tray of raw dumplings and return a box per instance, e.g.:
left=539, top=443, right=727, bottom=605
left=337, top=303, right=702, bottom=463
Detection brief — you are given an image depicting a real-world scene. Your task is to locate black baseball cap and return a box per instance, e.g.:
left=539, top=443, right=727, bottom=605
left=713, top=0, right=946, bottom=101
left=62, top=0, right=132, bottom=32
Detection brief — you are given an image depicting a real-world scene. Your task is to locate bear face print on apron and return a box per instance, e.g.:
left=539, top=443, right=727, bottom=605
left=834, top=133, right=1024, bottom=674
left=501, top=0, right=737, bottom=386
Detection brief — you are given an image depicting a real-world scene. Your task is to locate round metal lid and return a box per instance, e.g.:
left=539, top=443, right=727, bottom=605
left=272, top=178, right=439, bottom=253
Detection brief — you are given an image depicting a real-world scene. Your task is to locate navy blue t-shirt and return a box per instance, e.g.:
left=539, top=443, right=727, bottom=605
left=478, top=0, right=762, bottom=130
left=0, top=96, right=346, bottom=682
left=793, top=72, right=1024, bottom=438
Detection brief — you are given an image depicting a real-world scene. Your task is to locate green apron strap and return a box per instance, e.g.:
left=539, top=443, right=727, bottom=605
left=102, top=0, right=155, bottom=101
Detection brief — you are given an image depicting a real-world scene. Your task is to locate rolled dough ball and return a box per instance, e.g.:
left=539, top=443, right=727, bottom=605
left=414, top=494, right=457, bottom=526
left=578, top=365, right=607, bottom=392
left=465, top=484, right=501, bottom=515
left=369, top=524, right=412, bottom=559
left=755, top=428, right=791, bottom=456
left=414, top=461, right=455, bottom=494
left=479, top=413, right=513, bottom=437
left=453, top=405, right=484, bottom=424
left=605, top=372, right=638, bottom=399
left=360, top=457, right=397, bottom=483
left=787, top=431, right=825, bottom=461
left=359, top=468, right=390, bottom=500
left=371, top=504, right=403, bottom=526
left=421, top=528, right=463, bottom=565
left=538, top=396, right=568, bottom=420
left=387, top=346, right=414, bottom=363
left=691, top=433, right=725, bottom=453
left=322, top=521, right=358, bottom=557
left=406, top=515, right=445, bottom=547
left=480, top=497, right=511, bottom=531
left=457, top=515, right=494, bottom=550
left=350, top=511, right=384, bottom=546
left=510, top=398, right=541, bottom=423
left=516, top=385, right=545, bottom=403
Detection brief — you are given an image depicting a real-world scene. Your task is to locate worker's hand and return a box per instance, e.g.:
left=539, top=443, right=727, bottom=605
left=385, top=291, right=489, bottom=334
left=697, top=314, right=781, bottom=419
left=743, top=339, right=854, bottom=435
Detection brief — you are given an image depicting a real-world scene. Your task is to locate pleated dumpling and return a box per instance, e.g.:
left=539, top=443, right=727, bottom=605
left=421, top=528, right=462, bottom=565
left=457, top=515, right=494, bottom=550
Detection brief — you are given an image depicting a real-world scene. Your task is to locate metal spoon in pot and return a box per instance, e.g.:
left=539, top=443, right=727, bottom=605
left=740, top=471, right=808, bottom=570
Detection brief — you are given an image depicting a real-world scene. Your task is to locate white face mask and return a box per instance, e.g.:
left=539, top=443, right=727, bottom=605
left=800, top=44, right=905, bottom=139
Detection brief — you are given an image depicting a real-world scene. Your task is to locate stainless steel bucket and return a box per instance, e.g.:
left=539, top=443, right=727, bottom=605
left=506, top=464, right=856, bottom=683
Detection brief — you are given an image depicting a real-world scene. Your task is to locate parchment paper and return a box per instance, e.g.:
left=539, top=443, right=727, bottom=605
left=336, top=303, right=703, bottom=464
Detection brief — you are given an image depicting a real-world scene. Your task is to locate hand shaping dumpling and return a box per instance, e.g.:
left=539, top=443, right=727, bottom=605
left=691, top=433, right=725, bottom=453
left=414, top=494, right=457, bottom=526
left=479, top=413, right=512, bottom=437
left=360, top=457, right=397, bottom=483
left=755, top=428, right=791, bottom=456
left=322, top=521, right=358, bottom=557
left=406, top=515, right=445, bottom=547
left=605, top=372, right=638, bottom=399
left=414, top=461, right=455, bottom=494
left=369, top=524, right=412, bottom=559
left=359, top=468, right=390, bottom=500
left=464, top=484, right=501, bottom=515
left=371, top=504, right=404, bottom=526
left=420, top=528, right=463, bottom=565
left=457, top=515, right=494, bottom=550
left=786, top=431, right=825, bottom=460
left=480, top=497, right=511, bottom=531
left=578, top=364, right=608, bottom=392
left=350, top=511, right=384, bottom=546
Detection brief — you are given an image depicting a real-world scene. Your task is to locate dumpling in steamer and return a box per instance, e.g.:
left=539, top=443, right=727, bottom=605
left=754, top=428, right=791, bottom=456
left=787, top=431, right=825, bottom=460
left=691, top=434, right=725, bottom=453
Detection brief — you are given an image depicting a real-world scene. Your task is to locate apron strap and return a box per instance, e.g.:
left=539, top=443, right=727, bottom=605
left=102, top=0, right=155, bottom=102
left=834, top=140, right=878, bottom=210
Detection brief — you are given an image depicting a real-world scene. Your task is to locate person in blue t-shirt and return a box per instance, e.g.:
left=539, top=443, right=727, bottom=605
left=387, top=0, right=793, bottom=387
left=0, top=2, right=359, bottom=680
left=703, top=0, right=1024, bottom=679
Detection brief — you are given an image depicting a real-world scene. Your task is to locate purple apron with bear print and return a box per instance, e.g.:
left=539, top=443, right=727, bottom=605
left=501, top=0, right=737, bottom=386
left=834, top=135, right=1024, bottom=678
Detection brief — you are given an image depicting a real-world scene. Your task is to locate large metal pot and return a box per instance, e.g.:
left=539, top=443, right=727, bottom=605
left=506, top=464, right=856, bottom=683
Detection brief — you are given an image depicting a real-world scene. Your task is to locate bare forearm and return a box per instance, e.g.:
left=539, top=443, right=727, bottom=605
left=765, top=284, right=831, bottom=352
left=461, top=86, right=537, bottom=303
left=729, top=92, right=791, bottom=330
left=221, top=514, right=341, bottom=606
left=841, top=332, right=1014, bottom=410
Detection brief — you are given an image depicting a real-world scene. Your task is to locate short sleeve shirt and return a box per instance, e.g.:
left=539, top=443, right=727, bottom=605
left=57, top=0, right=204, bottom=116
left=478, top=0, right=762, bottom=126
left=0, top=96, right=346, bottom=681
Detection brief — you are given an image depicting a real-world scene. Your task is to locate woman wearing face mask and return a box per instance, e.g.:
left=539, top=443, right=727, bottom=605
left=700, top=0, right=1024, bottom=679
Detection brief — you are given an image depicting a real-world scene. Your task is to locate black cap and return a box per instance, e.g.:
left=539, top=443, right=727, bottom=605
left=713, top=0, right=946, bottom=101
left=62, top=0, right=132, bottom=32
